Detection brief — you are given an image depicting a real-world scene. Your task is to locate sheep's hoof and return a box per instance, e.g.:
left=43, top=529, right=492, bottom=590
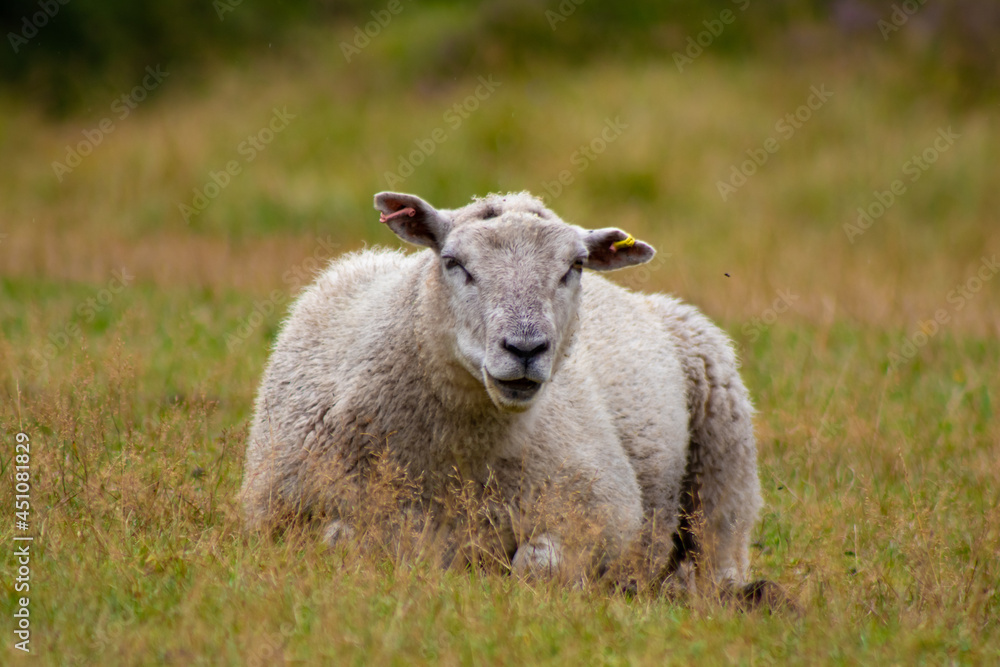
left=512, top=534, right=562, bottom=580
left=731, top=579, right=799, bottom=615
left=322, top=520, right=356, bottom=549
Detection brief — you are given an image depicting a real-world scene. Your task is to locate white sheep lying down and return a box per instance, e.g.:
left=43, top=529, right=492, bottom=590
left=242, top=191, right=765, bottom=596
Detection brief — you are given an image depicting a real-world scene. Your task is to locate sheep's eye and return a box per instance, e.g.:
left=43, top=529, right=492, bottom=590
left=443, top=257, right=474, bottom=285
left=561, top=260, right=584, bottom=285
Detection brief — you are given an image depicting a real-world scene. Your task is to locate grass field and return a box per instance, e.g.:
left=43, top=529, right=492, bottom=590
left=2, top=17, right=999, bottom=665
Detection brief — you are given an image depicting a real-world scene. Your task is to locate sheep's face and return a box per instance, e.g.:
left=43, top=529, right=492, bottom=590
left=440, top=216, right=586, bottom=411
left=375, top=192, right=655, bottom=413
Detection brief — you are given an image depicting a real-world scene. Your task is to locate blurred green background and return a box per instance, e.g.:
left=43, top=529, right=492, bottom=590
left=2, top=0, right=998, bottom=112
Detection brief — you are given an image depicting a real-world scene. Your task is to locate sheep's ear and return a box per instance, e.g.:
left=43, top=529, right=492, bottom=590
left=374, top=192, right=452, bottom=251
left=582, top=228, right=655, bottom=271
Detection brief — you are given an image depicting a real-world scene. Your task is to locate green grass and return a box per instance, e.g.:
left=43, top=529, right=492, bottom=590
left=2, top=15, right=1000, bottom=664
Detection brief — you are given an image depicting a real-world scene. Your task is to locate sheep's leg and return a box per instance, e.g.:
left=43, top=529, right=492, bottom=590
left=688, top=363, right=761, bottom=590
left=510, top=489, right=641, bottom=583
left=660, top=303, right=762, bottom=590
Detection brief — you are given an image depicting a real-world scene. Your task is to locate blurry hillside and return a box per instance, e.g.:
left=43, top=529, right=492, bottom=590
left=2, top=0, right=998, bottom=113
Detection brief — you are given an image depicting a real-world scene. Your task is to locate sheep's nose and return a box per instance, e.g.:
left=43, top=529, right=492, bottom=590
left=503, top=337, right=550, bottom=363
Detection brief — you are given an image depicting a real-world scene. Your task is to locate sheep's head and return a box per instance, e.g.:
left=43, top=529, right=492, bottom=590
left=374, top=191, right=655, bottom=413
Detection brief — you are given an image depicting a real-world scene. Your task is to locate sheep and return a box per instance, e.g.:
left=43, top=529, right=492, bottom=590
left=241, top=190, right=769, bottom=601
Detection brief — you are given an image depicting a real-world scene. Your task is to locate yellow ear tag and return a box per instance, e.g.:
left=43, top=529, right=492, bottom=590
left=611, top=234, right=636, bottom=251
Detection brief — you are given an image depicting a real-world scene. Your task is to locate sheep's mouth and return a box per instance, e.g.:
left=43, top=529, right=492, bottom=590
left=497, top=378, right=540, bottom=393
left=487, top=375, right=542, bottom=404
